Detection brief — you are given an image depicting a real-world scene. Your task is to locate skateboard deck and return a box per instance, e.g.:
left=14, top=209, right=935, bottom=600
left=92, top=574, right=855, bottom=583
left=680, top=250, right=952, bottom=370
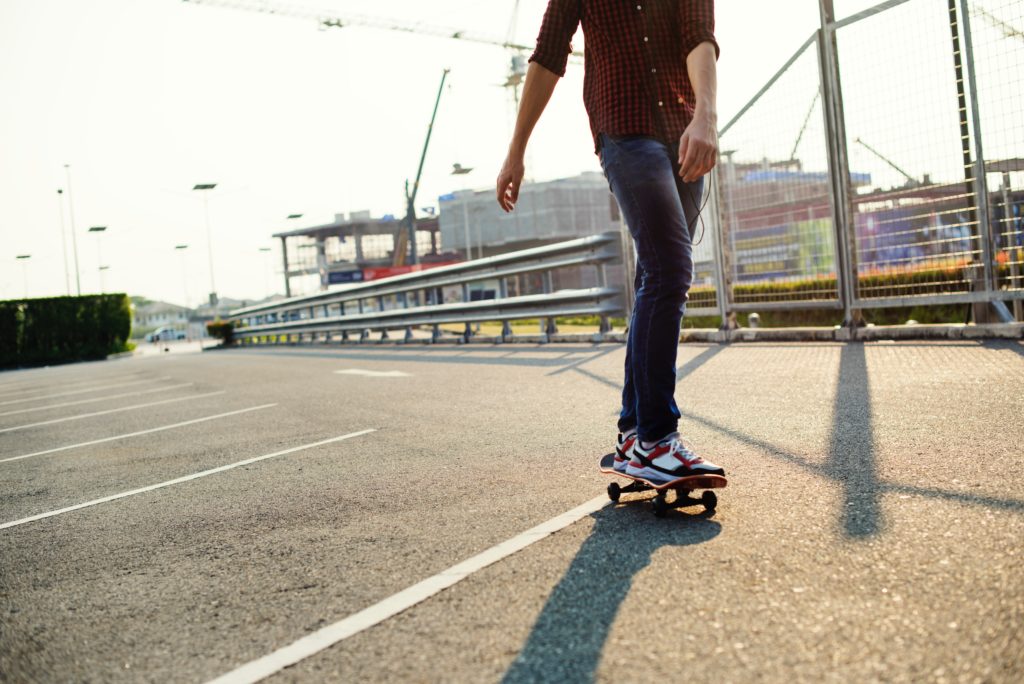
left=599, top=452, right=727, bottom=516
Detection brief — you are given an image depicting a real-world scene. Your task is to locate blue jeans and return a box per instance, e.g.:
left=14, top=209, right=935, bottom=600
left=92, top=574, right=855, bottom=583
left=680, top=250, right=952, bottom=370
left=599, top=133, right=704, bottom=443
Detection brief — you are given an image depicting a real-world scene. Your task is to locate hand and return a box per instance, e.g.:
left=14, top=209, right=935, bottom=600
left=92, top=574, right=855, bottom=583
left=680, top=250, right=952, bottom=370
left=677, top=111, right=718, bottom=183
left=496, top=152, right=525, bottom=213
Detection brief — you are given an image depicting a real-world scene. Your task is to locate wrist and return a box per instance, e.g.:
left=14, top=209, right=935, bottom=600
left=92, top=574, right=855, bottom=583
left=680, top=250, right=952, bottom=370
left=507, top=142, right=527, bottom=160
left=693, top=105, right=718, bottom=122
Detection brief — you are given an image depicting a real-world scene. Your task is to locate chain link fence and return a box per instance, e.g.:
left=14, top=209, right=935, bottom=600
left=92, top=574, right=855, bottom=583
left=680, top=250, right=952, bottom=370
left=707, top=0, right=1023, bottom=324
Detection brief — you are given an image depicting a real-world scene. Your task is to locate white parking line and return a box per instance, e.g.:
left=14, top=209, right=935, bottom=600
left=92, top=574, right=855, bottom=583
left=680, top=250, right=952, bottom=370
left=0, top=390, right=226, bottom=434
left=0, top=430, right=376, bottom=530
left=0, top=383, right=196, bottom=417
left=0, top=373, right=147, bottom=397
left=206, top=495, right=609, bottom=684
left=0, top=404, right=277, bottom=465
left=334, top=369, right=411, bottom=378
left=0, top=377, right=171, bottom=407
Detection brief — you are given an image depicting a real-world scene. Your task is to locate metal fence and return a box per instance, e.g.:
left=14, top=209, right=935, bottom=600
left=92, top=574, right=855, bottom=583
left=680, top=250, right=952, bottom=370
left=227, top=232, right=624, bottom=344
left=708, top=0, right=1024, bottom=324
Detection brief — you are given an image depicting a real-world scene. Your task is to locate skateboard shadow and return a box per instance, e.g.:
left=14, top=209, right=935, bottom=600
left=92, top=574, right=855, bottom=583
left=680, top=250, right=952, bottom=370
left=502, top=505, right=721, bottom=684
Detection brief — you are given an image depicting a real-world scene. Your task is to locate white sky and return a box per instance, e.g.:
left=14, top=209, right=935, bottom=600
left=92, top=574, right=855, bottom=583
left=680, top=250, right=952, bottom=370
left=0, top=0, right=840, bottom=305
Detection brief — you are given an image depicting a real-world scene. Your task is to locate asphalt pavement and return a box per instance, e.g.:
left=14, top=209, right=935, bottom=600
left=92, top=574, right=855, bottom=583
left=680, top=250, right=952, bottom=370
left=1, top=340, right=1021, bottom=683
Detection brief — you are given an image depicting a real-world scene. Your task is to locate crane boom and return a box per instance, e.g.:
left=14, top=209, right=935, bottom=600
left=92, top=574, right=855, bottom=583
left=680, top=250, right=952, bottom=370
left=181, top=0, right=584, bottom=59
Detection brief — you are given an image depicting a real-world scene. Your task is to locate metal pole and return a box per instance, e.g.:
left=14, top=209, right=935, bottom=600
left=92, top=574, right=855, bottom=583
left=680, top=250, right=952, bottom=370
left=709, top=162, right=731, bottom=328
left=95, top=233, right=104, bottom=293
left=817, top=1, right=858, bottom=327
left=179, top=250, right=190, bottom=306
left=957, top=0, right=995, bottom=293
left=407, top=68, right=450, bottom=266
left=203, top=193, right=217, bottom=302
left=1004, top=172, right=1023, bottom=320
left=462, top=196, right=472, bottom=260
left=64, top=164, right=82, bottom=295
left=280, top=236, right=291, bottom=297
left=56, top=189, right=71, bottom=295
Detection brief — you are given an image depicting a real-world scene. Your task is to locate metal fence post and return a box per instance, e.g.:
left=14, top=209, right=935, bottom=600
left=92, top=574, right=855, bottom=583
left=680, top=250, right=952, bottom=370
left=708, top=163, right=733, bottom=329
left=956, top=0, right=995, bottom=294
left=818, top=0, right=858, bottom=328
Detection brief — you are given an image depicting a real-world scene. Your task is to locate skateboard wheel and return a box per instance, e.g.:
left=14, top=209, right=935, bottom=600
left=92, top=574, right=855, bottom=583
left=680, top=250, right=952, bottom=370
left=652, top=495, right=668, bottom=518
left=607, top=482, right=621, bottom=503
left=701, top=490, right=718, bottom=510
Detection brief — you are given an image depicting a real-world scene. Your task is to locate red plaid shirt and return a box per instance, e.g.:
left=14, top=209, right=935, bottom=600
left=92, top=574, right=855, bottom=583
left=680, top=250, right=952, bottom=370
left=529, top=0, right=719, bottom=153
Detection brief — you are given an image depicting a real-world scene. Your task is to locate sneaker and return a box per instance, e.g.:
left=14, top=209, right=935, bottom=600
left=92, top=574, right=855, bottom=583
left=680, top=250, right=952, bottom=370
left=613, top=431, right=638, bottom=473
left=626, top=435, right=725, bottom=482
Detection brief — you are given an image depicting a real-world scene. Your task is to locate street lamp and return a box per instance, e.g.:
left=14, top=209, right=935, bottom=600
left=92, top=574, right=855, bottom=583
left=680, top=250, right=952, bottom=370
left=259, top=247, right=272, bottom=298
left=16, top=255, right=30, bottom=299
left=88, top=226, right=107, bottom=293
left=64, top=164, right=82, bottom=295
left=193, top=182, right=218, bottom=306
left=175, top=244, right=190, bottom=307
left=56, top=189, right=71, bottom=295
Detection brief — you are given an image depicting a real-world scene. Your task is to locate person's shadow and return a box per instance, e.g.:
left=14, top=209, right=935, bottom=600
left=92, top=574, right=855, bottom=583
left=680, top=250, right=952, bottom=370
left=502, top=503, right=721, bottom=683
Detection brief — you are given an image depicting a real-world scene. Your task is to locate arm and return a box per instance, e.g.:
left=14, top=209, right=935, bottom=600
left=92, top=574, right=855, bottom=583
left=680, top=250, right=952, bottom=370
left=497, top=0, right=579, bottom=212
left=496, top=62, right=560, bottom=212
left=678, top=41, right=719, bottom=182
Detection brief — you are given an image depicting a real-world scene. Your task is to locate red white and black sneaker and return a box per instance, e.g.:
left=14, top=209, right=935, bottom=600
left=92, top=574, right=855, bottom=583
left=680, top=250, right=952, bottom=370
left=626, top=434, right=725, bottom=482
left=614, top=431, right=638, bottom=473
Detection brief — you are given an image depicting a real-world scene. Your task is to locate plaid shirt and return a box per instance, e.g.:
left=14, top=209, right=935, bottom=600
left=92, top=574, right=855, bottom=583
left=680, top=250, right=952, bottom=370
left=529, top=0, right=719, bottom=153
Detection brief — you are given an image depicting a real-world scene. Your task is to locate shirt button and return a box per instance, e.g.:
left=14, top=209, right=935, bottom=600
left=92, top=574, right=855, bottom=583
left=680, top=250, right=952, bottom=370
left=677, top=96, right=685, bottom=104
left=651, top=68, right=657, bottom=73
left=644, top=36, right=649, bottom=42
left=658, top=101, right=664, bottom=107
left=636, top=5, right=642, bottom=10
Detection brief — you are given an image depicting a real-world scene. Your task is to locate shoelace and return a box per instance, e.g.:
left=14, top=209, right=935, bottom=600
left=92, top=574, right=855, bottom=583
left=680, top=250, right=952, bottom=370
left=668, top=439, right=703, bottom=465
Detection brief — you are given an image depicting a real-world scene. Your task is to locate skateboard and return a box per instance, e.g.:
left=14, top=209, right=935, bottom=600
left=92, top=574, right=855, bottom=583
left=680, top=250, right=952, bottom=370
left=599, top=452, right=727, bottom=517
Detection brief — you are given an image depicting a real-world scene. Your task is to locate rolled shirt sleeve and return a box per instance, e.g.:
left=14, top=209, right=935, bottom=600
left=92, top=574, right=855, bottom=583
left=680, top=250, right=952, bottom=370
left=680, top=0, right=720, bottom=59
left=528, top=0, right=581, bottom=77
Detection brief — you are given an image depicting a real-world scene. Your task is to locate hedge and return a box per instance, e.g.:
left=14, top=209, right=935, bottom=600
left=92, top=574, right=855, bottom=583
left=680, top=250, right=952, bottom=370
left=0, top=294, right=132, bottom=368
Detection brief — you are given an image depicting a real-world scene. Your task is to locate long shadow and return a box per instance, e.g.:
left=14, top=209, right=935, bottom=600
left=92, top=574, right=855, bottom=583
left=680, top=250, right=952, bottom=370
left=502, top=506, right=720, bottom=683
left=983, top=339, right=1024, bottom=359
left=546, top=345, right=621, bottom=376
left=825, top=342, right=880, bottom=537
left=229, top=344, right=621, bottom=369
left=676, top=344, right=726, bottom=381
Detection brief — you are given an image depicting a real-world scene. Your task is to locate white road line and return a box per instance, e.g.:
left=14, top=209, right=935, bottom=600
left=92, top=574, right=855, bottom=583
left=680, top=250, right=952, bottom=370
left=334, top=369, right=411, bottom=378
left=206, top=495, right=609, bottom=684
left=0, top=377, right=171, bottom=407
left=0, top=374, right=147, bottom=397
left=0, top=383, right=196, bottom=417
left=0, top=403, right=277, bottom=465
left=0, top=430, right=376, bottom=531
left=0, top=390, right=225, bottom=434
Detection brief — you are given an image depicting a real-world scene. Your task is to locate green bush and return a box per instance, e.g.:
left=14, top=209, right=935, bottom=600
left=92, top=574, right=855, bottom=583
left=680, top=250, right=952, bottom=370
left=0, top=294, right=132, bottom=369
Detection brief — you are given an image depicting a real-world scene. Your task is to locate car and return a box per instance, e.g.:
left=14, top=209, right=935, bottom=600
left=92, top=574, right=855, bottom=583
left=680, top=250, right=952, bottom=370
left=146, top=326, right=187, bottom=342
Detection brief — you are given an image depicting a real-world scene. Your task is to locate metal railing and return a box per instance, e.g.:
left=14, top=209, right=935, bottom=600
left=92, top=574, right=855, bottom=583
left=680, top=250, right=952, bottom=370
left=228, top=232, right=624, bottom=344
left=706, top=0, right=1024, bottom=326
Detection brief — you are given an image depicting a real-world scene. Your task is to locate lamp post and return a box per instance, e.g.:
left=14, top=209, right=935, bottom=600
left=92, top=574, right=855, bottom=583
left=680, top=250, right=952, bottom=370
left=56, top=189, right=71, bottom=295
left=99, top=265, right=111, bottom=293
left=16, top=255, right=31, bottom=299
left=64, top=164, right=82, bottom=295
left=259, top=247, right=272, bottom=298
left=175, top=244, right=190, bottom=307
left=88, top=226, right=107, bottom=293
left=451, top=163, right=478, bottom=261
left=193, top=183, right=218, bottom=305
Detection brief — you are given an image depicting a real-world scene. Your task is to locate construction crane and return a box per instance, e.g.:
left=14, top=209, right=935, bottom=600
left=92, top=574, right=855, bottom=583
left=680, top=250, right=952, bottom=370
left=181, top=0, right=584, bottom=60
left=855, top=137, right=921, bottom=187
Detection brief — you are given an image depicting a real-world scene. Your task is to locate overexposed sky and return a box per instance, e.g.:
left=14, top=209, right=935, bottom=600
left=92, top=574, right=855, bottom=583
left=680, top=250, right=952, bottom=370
left=1, top=0, right=839, bottom=304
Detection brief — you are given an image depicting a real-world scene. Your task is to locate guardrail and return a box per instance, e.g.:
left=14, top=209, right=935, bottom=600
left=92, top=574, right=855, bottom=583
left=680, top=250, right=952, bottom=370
left=228, top=232, right=624, bottom=344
